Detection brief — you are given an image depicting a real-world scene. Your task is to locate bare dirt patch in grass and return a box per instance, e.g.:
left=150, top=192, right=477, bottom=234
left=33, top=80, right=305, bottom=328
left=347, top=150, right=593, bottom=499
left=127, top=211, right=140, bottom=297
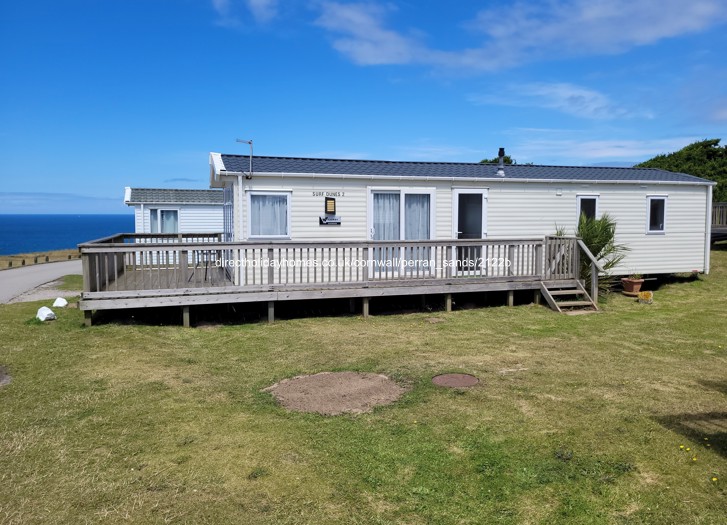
left=0, top=365, right=10, bottom=387
left=263, top=372, right=408, bottom=415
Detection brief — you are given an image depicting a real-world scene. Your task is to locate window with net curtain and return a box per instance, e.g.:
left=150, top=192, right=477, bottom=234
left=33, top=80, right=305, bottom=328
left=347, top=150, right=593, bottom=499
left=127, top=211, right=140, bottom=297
left=150, top=209, right=178, bottom=233
left=250, top=193, right=289, bottom=237
left=372, top=192, right=430, bottom=241
left=373, top=191, right=430, bottom=268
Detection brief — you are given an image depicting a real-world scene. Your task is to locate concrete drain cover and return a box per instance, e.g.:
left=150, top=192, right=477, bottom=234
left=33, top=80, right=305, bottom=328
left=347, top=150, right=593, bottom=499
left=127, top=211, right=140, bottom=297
left=432, top=373, right=479, bottom=388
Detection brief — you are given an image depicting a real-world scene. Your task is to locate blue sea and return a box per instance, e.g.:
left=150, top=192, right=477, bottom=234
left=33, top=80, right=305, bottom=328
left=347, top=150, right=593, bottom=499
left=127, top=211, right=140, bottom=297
left=0, top=214, right=134, bottom=255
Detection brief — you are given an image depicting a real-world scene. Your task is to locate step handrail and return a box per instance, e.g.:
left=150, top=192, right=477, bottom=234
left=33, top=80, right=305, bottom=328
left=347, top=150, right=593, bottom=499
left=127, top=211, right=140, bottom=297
left=576, top=239, right=603, bottom=301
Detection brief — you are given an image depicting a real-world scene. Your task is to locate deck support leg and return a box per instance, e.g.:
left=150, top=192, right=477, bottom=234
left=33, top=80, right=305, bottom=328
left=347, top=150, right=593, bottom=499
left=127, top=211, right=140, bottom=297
left=533, top=290, right=541, bottom=305
left=362, top=297, right=369, bottom=318
left=267, top=301, right=275, bottom=323
left=445, top=294, right=452, bottom=312
left=83, top=310, right=93, bottom=327
left=507, top=290, right=514, bottom=307
left=182, top=306, right=190, bottom=328
left=349, top=298, right=356, bottom=314
left=420, top=294, right=427, bottom=310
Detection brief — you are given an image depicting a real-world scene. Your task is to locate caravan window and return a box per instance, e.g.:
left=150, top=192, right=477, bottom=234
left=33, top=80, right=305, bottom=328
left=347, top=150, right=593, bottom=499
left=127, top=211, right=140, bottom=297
left=150, top=209, right=178, bottom=233
left=577, top=195, right=598, bottom=221
left=249, top=192, right=291, bottom=238
left=647, top=196, right=667, bottom=233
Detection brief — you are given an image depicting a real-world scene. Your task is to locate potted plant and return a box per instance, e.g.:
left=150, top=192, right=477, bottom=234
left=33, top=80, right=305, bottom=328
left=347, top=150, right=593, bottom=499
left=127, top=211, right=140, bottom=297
left=621, top=273, right=644, bottom=295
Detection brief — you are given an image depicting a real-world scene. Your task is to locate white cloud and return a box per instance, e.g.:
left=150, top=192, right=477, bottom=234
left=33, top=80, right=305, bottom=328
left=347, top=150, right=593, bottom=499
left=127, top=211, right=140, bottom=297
left=314, top=0, right=727, bottom=71
left=513, top=136, right=701, bottom=164
left=299, top=150, right=371, bottom=159
left=211, top=0, right=231, bottom=16
left=394, top=143, right=484, bottom=162
left=315, top=3, right=425, bottom=65
left=246, top=0, right=277, bottom=23
left=470, top=82, right=647, bottom=120
left=211, top=0, right=278, bottom=26
left=713, top=105, right=727, bottom=122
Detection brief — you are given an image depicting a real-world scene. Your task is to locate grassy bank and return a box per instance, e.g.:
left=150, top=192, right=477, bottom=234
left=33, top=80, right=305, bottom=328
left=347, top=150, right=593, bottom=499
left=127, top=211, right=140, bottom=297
left=0, top=249, right=80, bottom=270
left=0, top=249, right=726, bottom=524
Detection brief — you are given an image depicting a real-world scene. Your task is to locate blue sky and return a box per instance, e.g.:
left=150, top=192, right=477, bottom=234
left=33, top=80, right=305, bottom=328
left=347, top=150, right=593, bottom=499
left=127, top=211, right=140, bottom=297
left=1, top=0, right=726, bottom=213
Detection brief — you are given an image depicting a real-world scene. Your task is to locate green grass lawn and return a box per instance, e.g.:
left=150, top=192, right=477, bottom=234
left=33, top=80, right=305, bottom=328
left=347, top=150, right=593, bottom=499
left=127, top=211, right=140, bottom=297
left=1, top=250, right=726, bottom=524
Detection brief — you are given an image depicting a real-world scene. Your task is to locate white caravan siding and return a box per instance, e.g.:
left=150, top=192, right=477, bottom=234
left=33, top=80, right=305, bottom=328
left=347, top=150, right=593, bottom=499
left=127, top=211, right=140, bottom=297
left=234, top=176, right=709, bottom=275
left=133, top=205, right=223, bottom=233
left=486, top=182, right=709, bottom=275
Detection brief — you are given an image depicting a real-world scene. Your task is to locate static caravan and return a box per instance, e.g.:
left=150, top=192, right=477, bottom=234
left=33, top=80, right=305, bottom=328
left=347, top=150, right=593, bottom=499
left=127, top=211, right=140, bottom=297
left=124, top=187, right=225, bottom=235
left=75, top=152, right=715, bottom=324
left=209, top=151, right=715, bottom=276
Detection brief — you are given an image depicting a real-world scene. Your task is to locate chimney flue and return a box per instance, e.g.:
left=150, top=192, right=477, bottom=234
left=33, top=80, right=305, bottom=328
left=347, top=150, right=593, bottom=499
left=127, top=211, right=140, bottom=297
left=497, top=147, right=505, bottom=177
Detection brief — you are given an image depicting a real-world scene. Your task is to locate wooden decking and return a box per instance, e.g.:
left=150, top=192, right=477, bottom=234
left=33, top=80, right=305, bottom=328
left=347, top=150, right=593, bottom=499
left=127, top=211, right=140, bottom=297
left=713, top=203, right=727, bottom=243
left=79, top=234, right=601, bottom=325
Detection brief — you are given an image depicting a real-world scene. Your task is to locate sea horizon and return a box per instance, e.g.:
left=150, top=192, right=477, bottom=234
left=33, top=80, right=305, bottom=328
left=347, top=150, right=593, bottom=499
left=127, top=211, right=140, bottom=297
left=0, top=214, right=135, bottom=255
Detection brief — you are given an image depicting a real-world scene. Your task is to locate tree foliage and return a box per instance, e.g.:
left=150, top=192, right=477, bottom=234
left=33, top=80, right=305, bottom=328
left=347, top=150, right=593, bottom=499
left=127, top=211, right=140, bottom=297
left=635, top=139, right=727, bottom=202
left=480, top=155, right=515, bottom=164
left=577, top=213, right=628, bottom=298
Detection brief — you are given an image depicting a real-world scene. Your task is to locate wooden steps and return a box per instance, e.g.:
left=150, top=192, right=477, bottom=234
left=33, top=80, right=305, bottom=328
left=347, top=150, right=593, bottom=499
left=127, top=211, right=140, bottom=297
left=540, top=280, right=598, bottom=314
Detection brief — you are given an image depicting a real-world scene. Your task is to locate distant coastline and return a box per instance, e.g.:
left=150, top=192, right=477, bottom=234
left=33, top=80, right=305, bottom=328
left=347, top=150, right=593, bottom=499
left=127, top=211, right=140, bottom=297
left=0, top=214, right=134, bottom=255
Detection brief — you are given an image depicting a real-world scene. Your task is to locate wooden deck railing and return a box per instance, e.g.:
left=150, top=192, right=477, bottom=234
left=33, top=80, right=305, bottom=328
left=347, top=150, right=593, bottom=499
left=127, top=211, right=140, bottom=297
left=79, top=234, right=591, bottom=295
left=714, top=203, right=727, bottom=227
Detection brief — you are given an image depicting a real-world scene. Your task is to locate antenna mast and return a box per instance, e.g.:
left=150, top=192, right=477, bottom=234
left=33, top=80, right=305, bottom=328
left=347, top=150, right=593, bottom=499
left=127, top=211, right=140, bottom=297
left=236, top=139, right=253, bottom=179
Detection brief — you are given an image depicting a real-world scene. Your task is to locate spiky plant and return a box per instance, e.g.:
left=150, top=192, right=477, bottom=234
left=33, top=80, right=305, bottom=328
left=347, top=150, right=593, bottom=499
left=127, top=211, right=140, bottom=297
left=576, top=213, right=628, bottom=297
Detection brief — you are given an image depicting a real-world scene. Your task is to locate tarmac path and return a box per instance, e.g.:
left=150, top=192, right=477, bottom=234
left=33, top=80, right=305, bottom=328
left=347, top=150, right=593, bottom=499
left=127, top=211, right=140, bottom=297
left=0, top=260, right=82, bottom=303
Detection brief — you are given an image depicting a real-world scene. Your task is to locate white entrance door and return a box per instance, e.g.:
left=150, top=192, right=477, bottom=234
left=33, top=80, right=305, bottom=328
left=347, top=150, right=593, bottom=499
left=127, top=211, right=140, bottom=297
left=453, top=189, right=488, bottom=273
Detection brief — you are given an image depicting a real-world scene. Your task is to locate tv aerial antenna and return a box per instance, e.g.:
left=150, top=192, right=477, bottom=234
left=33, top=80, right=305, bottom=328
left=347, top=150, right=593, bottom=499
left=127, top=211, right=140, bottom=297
left=236, top=138, right=253, bottom=179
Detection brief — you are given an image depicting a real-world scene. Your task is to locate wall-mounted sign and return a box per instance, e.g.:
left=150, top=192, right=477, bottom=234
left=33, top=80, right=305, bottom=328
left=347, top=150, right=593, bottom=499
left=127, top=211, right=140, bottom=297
left=319, top=215, right=341, bottom=225
left=325, top=196, right=336, bottom=215
left=320, top=196, right=341, bottom=225
left=312, top=191, right=345, bottom=197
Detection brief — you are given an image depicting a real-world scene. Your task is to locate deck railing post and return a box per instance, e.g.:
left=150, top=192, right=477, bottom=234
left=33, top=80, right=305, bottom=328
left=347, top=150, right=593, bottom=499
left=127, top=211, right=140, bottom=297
left=267, top=248, right=274, bottom=285
left=445, top=245, right=453, bottom=279
left=591, top=261, right=599, bottom=302
left=81, top=252, right=92, bottom=292
left=535, top=243, right=543, bottom=278
left=180, top=250, right=189, bottom=287
left=362, top=246, right=369, bottom=284
left=543, top=237, right=550, bottom=279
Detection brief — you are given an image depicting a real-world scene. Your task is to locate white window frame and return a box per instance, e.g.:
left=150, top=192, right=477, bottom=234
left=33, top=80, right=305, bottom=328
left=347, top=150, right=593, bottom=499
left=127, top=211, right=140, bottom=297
left=576, top=194, right=599, bottom=222
left=366, top=187, right=436, bottom=241
left=247, top=191, right=292, bottom=240
left=148, top=208, right=180, bottom=234
left=452, top=188, right=488, bottom=239
left=646, top=195, right=667, bottom=235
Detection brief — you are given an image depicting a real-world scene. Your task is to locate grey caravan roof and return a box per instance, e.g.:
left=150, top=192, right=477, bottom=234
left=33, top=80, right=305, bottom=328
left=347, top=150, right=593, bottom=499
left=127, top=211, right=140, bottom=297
left=126, top=188, right=224, bottom=205
left=217, top=154, right=713, bottom=185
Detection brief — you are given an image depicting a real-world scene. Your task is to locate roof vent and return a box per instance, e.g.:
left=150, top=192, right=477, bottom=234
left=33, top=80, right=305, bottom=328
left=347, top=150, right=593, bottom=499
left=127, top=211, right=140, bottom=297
left=497, top=147, right=506, bottom=177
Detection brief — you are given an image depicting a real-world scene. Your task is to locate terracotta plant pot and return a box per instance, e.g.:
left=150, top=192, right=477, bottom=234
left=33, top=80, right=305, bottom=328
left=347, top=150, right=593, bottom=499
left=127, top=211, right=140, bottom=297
left=621, top=277, right=644, bottom=295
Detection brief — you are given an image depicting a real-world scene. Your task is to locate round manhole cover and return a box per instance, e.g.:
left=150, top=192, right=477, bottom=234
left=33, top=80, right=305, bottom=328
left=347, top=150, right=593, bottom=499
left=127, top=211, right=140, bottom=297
left=432, top=373, right=479, bottom=388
